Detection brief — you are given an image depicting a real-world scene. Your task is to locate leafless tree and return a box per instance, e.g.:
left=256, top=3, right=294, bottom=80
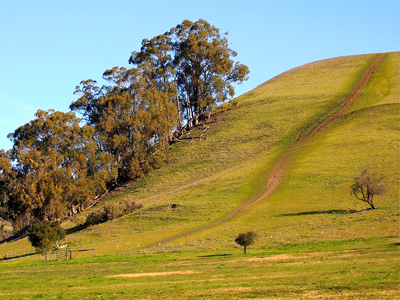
left=351, top=167, right=386, bottom=210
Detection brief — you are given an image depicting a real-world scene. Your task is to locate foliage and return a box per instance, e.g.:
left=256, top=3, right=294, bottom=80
left=85, top=200, right=142, bottom=226
left=235, top=231, right=257, bottom=254
left=70, top=19, right=248, bottom=181
left=70, top=69, right=179, bottom=181
left=351, top=167, right=386, bottom=209
left=0, top=110, right=118, bottom=230
left=130, top=19, right=249, bottom=128
left=27, top=220, right=65, bottom=255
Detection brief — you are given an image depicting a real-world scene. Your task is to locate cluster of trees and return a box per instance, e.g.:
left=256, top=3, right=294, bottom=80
left=0, top=110, right=118, bottom=231
left=0, top=19, right=249, bottom=232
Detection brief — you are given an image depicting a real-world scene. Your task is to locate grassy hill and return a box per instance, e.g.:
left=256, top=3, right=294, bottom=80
left=0, top=52, right=398, bottom=299
left=1, top=52, right=398, bottom=257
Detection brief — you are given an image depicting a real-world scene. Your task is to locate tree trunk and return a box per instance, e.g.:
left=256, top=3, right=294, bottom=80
left=244, top=245, right=247, bottom=255
left=369, top=201, right=375, bottom=209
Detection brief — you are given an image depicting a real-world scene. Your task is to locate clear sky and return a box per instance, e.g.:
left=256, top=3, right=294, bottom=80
left=0, top=0, right=399, bottom=150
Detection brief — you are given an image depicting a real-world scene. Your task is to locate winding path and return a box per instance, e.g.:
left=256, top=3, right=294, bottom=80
left=145, top=53, right=386, bottom=248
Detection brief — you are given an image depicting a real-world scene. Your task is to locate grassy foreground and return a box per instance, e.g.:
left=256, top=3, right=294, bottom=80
left=0, top=239, right=398, bottom=300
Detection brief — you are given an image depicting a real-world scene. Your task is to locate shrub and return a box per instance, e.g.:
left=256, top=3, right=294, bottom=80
left=27, top=220, right=65, bottom=255
left=85, top=210, right=106, bottom=226
left=85, top=200, right=142, bottom=226
left=103, top=203, right=125, bottom=220
left=124, top=200, right=143, bottom=213
left=235, top=231, right=257, bottom=254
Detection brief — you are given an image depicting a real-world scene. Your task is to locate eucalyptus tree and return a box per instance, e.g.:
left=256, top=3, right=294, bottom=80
left=130, top=19, right=250, bottom=128
left=1, top=110, right=117, bottom=230
left=71, top=67, right=179, bottom=181
left=70, top=18, right=249, bottom=181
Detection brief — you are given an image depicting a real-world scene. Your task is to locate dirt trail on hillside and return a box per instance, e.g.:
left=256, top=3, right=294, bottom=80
left=144, top=53, right=386, bottom=248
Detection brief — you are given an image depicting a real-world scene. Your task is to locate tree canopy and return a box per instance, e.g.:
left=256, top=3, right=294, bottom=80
left=27, top=220, right=65, bottom=255
left=1, top=110, right=117, bottom=230
left=235, top=231, right=257, bottom=254
left=130, top=19, right=249, bottom=127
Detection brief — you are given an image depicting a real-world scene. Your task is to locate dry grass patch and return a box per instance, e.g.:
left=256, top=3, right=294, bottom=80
left=107, top=270, right=201, bottom=278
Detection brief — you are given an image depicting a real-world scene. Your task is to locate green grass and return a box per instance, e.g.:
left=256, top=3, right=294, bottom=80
left=0, top=240, right=398, bottom=299
left=1, top=52, right=399, bottom=299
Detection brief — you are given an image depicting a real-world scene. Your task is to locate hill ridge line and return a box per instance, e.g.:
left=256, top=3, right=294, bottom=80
left=144, top=53, right=386, bottom=248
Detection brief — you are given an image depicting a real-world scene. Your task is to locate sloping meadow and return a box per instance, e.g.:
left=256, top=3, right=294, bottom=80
left=1, top=53, right=398, bottom=257
left=61, top=53, right=399, bottom=255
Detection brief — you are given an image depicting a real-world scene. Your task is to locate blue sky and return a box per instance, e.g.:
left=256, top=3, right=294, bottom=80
left=0, top=0, right=399, bottom=150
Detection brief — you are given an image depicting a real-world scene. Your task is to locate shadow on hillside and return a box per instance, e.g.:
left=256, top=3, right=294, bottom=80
left=65, top=224, right=89, bottom=235
left=0, top=229, right=27, bottom=245
left=198, top=254, right=232, bottom=258
left=279, top=209, right=350, bottom=217
left=1, top=251, right=37, bottom=261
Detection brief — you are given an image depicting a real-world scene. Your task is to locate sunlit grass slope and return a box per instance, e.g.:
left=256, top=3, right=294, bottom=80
left=198, top=52, right=400, bottom=247
left=1, top=52, right=398, bottom=258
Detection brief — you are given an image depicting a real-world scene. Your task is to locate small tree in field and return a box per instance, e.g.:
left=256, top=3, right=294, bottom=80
left=235, top=231, right=256, bottom=254
left=351, top=167, right=386, bottom=210
left=28, top=220, right=65, bottom=257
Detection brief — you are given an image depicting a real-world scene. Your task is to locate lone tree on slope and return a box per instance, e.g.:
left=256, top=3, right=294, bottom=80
left=235, top=231, right=257, bottom=254
left=351, top=167, right=386, bottom=210
left=28, top=220, right=65, bottom=258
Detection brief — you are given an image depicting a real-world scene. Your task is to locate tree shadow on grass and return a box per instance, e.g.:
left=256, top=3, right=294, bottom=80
left=65, top=224, right=89, bottom=235
left=198, top=254, right=232, bottom=258
left=1, top=251, right=37, bottom=261
left=0, top=229, right=27, bottom=244
left=278, top=209, right=350, bottom=217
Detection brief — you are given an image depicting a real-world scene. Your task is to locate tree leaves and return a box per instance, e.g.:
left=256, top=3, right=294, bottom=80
left=130, top=19, right=250, bottom=128
left=1, top=110, right=117, bottom=230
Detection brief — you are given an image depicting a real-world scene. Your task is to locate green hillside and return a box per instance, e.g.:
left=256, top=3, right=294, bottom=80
left=1, top=52, right=398, bottom=258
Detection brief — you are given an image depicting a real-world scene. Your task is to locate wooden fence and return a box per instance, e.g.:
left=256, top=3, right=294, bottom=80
left=47, top=248, right=95, bottom=261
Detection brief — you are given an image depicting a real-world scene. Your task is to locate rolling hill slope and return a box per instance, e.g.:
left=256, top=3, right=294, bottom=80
left=1, top=52, right=399, bottom=258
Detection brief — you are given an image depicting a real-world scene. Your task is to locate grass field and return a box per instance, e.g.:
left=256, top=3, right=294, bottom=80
left=0, top=239, right=399, bottom=299
left=0, top=52, right=399, bottom=299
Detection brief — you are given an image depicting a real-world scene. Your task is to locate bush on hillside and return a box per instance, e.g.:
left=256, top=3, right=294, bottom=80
left=27, top=220, right=65, bottom=255
left=235, top=231, right=257, bottom=254
left=85, top=201, right=142, bottom=226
